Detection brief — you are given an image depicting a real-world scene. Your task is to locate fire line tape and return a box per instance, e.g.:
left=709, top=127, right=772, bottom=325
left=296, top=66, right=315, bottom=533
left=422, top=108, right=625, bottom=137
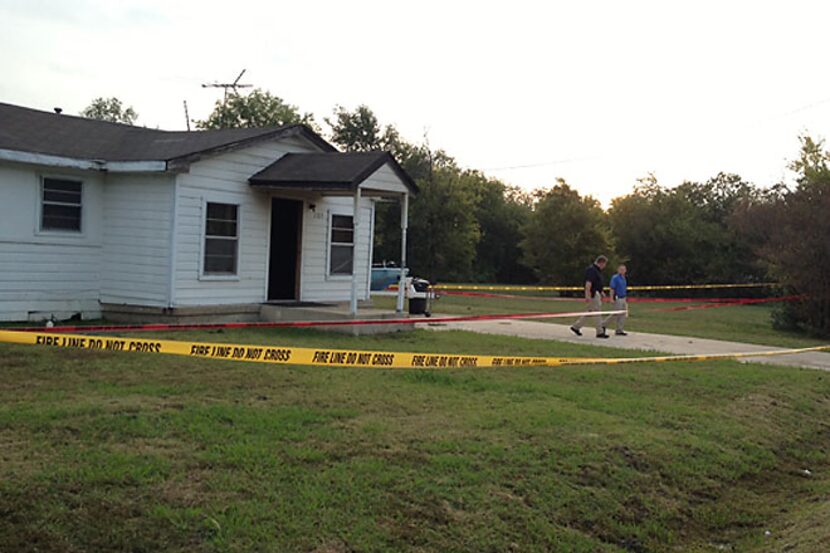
left=0, top=329, right=568, bottom=369
left=0, top=330, right=827, bottom=370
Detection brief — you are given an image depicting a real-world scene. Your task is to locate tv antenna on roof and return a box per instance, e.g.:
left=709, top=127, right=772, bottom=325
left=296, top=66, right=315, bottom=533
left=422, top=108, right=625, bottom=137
left=201, top=69, right=253, bottom=102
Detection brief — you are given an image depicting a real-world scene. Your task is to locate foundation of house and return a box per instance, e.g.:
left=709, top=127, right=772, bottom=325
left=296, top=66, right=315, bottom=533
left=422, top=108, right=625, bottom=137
left=99, top=301, right=415, bottom=335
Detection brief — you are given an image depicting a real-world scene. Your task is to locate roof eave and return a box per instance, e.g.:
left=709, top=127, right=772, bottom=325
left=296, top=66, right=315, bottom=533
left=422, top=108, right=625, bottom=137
left=249, top=180, right=355, bottom=192
left=0, top=148, right=167, bottom=172
left=166, top=125, right=337, bottom=172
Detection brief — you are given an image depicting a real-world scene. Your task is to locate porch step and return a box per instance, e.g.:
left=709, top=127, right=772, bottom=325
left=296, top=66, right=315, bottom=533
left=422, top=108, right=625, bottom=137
left=259, top=304, right=413, bottom=335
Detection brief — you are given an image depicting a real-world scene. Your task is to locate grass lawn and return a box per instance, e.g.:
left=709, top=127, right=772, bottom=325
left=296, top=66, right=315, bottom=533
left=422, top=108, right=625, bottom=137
left=372, top=293, right=825, bottom=348
left=1, top=327, right=830, bottom=552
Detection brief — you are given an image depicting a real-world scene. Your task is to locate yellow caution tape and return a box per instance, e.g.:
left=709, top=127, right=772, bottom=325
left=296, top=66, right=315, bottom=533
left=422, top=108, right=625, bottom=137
left=0, top=330, right=565, bottom=369
left=558, top=345, right=830, bottom=366
left=435, top=283, right=781, bottom=292
left=0, top=330, right=826, bottom=369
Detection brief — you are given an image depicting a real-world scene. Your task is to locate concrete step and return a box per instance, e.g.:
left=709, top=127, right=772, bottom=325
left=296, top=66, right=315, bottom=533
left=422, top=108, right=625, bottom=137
left=260, top=303, right=413, bottom=335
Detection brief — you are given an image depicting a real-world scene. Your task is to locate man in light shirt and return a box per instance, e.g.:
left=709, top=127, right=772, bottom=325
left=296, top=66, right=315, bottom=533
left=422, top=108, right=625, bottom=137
left=603, top=264, right=629, bottom=336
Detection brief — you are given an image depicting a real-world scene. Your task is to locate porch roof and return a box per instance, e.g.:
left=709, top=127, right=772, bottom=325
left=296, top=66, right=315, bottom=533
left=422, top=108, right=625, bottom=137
left=248, top=151, right=417, bottom=195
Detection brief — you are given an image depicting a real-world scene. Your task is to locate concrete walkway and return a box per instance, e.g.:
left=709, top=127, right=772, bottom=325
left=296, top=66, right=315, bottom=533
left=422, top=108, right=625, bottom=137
left=422, top=318, right=830, bottom=371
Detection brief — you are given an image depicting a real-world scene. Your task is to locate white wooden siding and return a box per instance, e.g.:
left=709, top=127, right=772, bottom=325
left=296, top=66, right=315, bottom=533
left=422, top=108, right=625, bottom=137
left=361, top=162, right=410, bottom=195
left=0, top=163, right=104, bottom=321
left=100, top=173, right=174, bottom=306
left=299, top=198, right=374, bottom=303
left=0, top=133, right=404, bottom=320
left=173, top=139, right=316, bottom=306
left=173, top=139, right=378, bottom=306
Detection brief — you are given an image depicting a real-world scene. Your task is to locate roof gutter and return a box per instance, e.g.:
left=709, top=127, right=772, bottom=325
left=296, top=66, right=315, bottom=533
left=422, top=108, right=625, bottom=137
left=0, top=148, right=167, bottom=172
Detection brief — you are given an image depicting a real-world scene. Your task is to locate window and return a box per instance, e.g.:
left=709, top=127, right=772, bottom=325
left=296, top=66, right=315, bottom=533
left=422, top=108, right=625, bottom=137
left=41, top=178, right=82, bottom=231
left=203, top=202, right=239, bottom=275
left=329, top=214, right=354, bottom=275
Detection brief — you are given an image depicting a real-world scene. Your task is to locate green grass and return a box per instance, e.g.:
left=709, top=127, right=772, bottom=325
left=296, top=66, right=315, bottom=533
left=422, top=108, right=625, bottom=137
left=372, top=293, right=825, bottom=348
left=1, top=327, right=830, bottom=551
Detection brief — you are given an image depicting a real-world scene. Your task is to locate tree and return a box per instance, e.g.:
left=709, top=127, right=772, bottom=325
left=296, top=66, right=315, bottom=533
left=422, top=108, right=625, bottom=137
left=326, top=105, right=394, bottom=152
left=740, top=136, right=830, bottom=336
left=609, top=173, right=765, bottom=286
left=325, top=105, right=475, bottom=280
left=408, top=165, right=480, bottom=282
left=465, top=173, right=534, bottom=283
left=521, top=181, right=612, bottom=285
left=197, top=89, right=316, bottom=130
left=80, top=97, right=138, bottom=125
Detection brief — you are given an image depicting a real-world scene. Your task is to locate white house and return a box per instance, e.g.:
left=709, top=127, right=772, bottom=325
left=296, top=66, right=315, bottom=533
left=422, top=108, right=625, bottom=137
left=0, top=102, right=416, bottom=322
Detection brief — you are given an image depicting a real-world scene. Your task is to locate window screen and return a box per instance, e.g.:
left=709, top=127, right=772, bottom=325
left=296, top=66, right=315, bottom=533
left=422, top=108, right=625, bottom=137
left=329, top=214, right=354, bottom=275
left=204, top=202, right=239, bottom=275
left=41, top=178, right=82, bottom=231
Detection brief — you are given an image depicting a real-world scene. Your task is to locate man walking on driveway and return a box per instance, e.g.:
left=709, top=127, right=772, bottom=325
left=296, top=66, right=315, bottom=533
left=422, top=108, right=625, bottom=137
left=571, top=255, right=610, bottom=338
left=603, top=264, right=628, bottom=336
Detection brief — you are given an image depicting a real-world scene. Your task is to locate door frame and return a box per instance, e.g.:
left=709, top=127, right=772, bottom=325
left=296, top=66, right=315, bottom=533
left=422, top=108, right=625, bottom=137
left=266, top=196, right=304, bottom=302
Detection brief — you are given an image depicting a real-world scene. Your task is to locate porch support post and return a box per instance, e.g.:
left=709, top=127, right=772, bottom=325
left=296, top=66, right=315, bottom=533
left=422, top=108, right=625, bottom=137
left=350, top=186, right=362, bottom=316
left=396, top=192, right=409, bottom=314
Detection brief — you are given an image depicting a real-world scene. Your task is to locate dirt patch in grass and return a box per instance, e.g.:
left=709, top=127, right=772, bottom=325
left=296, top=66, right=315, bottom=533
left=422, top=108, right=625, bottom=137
left=0, top=350, right=29, bottom=369
left=0, top=483, right=203, bottom=553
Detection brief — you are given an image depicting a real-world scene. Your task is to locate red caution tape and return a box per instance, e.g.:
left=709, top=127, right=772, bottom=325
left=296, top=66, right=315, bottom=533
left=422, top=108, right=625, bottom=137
left=654, top=295, right=803, bottom=312
left=7, top=309, right=626, bottom=335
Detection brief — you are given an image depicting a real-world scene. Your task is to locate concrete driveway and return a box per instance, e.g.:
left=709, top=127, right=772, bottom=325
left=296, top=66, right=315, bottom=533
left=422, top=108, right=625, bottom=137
left=421, top=318, right=830, bottom=371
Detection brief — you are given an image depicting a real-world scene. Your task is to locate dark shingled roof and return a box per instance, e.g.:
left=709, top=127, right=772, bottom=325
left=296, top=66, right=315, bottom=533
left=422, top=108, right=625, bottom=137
left=249, top=152, right=417, bottom=194
left=0, top=102, right=335, bottom=164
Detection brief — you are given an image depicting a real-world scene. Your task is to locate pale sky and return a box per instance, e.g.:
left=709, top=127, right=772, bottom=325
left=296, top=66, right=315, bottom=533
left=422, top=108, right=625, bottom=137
left=2, top=0, right=829, bottom=203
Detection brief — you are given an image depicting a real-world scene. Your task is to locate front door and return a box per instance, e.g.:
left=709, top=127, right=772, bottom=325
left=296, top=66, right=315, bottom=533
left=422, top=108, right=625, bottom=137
left=268, top=198, right=303, bottom=301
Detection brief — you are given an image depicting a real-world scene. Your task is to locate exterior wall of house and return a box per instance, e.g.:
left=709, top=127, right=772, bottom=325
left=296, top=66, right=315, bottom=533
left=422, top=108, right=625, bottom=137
left=173, top=139, right=303, bottom=306
left=0, top=136, right=398, bottom=321
left=172, top=138, right=377, bottom=306
left=0, top=162, right=104, bottom=321
left=299, top=198, right=374, bottom=303
left=100, top=173, right=175, bottom=307
left=361, top=163, right=411, bottom=195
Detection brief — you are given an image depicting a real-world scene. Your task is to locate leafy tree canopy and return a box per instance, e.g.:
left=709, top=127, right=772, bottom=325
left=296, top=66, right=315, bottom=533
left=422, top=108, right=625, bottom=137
left=748, top=136, right=830, bottom=335
left=80, top=97, right=138, bottom=125
left=521, top=180, right=612, bottom=285
left=197, top=89, right=316, bottom=130
left=609, top=172, right=766, bottom=285
left=326, top=105, right=395, bottom=152
left=408, top=166, right=481, bottom=282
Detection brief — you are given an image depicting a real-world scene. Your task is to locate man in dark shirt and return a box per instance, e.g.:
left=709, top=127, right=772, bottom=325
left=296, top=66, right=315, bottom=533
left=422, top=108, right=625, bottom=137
left=570, top=255, right=610, bottom=338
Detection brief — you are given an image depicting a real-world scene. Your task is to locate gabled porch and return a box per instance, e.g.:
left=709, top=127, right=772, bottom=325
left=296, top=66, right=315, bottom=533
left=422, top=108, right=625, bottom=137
left=249, top=151, right=418, bottom=316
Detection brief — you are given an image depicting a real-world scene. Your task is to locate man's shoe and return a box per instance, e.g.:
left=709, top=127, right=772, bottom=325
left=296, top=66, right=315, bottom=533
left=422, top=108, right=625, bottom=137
left=570, top=326, right=582, bottom=336
left=615, top=331, right=628, bottom=336
left=596, top=333, right=610, bottom=339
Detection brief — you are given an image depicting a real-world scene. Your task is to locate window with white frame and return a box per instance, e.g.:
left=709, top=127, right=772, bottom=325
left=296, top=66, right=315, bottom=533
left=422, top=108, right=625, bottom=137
left=329, top=214, right=354, bottom=275
left=41, top=177, right=82, bottom=232
left=203, top=202, right=239, bottom=275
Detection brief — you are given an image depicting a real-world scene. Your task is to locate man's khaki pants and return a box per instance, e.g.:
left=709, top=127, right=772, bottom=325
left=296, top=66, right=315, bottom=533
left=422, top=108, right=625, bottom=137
left=572, top=293, right=604, bottom=335
left=603, top=297, right=628, bottom=333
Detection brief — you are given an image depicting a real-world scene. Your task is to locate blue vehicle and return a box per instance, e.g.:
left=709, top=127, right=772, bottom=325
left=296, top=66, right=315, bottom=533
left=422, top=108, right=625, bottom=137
left=371, top=263, right=407, bottom=291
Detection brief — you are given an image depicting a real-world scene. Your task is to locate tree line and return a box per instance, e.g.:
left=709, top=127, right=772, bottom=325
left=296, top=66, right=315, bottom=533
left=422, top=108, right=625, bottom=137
left=81, top=95, right=830, bottom=336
